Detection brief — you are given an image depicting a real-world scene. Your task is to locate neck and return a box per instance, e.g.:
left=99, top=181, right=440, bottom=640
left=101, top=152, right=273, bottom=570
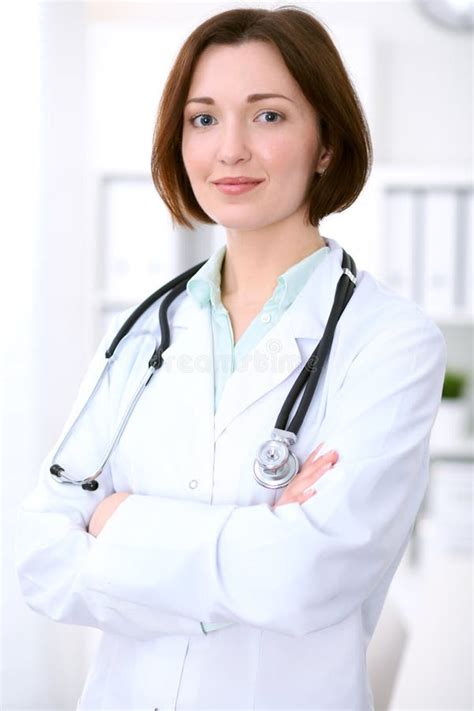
left=220, top=216, right=326, bottom=305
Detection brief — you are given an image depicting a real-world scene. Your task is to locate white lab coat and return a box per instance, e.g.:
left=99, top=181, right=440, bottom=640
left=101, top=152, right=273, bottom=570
left=14, top=237, right=447, bottom=710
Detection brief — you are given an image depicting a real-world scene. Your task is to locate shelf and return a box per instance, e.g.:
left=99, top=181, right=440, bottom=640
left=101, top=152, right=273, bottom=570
left=370, top=163, right=473, bottom=188
left=430, top=436, right=474, bottom=460
left=430, top=314, right=473, bottom=327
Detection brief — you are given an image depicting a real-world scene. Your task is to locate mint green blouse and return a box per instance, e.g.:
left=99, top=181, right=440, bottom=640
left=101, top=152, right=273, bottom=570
left=186, top=242, right=330, bottom=634
left=187, top=243, right=330, bottom=413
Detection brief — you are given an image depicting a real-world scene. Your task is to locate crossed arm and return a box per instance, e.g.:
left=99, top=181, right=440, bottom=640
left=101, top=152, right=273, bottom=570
left=88, top=492, right=130, bottom=538
left=14, top=314, right=446, bottom=640
left=88, top=443, right=339, bottom=538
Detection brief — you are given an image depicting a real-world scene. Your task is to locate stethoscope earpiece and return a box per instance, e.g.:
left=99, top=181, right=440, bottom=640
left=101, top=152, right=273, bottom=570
left=82, top=480, right=99, bottom=492
left=50, top=248, right=356, bottom=492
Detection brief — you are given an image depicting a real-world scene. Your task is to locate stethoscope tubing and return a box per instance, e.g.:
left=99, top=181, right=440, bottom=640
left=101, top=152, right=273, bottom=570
left=276, top=252, right=356, bottom=435
left=50, top=249, right=356, bottom=491
left=50, top=357, right=112, bottom=487
left=50, top=349, right=157, bottom=490
left=106, top=260, right=207, bottom=364
left=50, top=266, right=206, bottom=490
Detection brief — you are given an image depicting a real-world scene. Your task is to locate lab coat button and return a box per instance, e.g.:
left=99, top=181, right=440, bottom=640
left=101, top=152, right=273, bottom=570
left=189, top=479, right=198, bottom=489
left=261, top=312, right=271, bottom=323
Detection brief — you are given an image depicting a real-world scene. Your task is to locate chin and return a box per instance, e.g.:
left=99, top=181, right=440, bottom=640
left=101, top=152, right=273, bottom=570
left=208, top=205, right=272, bottom=227
left=213, top=216, right=273, bottom=232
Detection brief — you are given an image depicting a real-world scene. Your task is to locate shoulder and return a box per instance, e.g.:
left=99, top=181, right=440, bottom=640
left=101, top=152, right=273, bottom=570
left=322, top=238, right=444, bottom=348
left=345, top=266, right=444, bottom=344
left=331, top=266, right=447, bottom=386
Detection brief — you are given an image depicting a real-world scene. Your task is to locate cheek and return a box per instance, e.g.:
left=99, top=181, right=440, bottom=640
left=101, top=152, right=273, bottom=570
left=181, top=132, right=205, bottom=174
left=260, top=133, right=314, bottom=174
left=263, top=149, right=312, bottom=187
left=258, top=132, right=292, bottom=163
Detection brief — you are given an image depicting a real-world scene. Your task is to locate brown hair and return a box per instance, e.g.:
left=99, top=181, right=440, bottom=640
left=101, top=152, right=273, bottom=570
left=151, top=5, right=373, bottom=229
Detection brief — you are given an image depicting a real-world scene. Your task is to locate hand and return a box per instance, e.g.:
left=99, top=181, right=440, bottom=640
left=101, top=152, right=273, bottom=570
left=88, top=492, right=130, bottom=537
left=273, top=443, right=338, bottom=508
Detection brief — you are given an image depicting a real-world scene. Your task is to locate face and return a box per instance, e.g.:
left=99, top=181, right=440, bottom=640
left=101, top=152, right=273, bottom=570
left=181, top=41, right=331, bottom=232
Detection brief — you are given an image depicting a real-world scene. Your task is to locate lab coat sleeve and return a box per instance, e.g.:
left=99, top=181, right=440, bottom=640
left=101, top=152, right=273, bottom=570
left=79, top=315, right=447, bottom=637
left=14, top=309, right=207, bottom=640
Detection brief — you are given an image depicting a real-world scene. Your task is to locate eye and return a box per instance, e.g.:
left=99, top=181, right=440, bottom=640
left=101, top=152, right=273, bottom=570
left=187, top=110, right=284, bottom=128
left=188, top=113, right=216, bottom=128
left=256, top=111, right=284, bottom=124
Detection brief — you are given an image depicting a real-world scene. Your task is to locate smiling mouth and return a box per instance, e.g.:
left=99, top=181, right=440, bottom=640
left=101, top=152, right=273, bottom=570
left=214, top=180, right=263, bottom=185
left=213, top=180, right=264, bottom=195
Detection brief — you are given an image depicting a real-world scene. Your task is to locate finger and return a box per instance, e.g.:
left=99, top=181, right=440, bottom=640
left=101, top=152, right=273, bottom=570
left=302, top=450, right=338, bottom=473
left=312, top=447, right=338, bottom=463
left=299, top=460, right=335, bottom=484
left=304, top=445, right=338, bottom=468
left=305, top=442, right=325, bottom=462
left=309, top=451, right=339, bottom=472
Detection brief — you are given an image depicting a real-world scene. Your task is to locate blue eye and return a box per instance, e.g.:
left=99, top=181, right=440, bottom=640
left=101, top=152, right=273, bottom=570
left=257, top=111, right=283, bottom=124
left=189, top=114, right=215, bottom=128
left=188, top=110, right=284, bottom=128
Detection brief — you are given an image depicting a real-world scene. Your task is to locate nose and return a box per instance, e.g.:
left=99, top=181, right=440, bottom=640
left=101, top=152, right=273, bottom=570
left=215, top=120, right=251, bottom=165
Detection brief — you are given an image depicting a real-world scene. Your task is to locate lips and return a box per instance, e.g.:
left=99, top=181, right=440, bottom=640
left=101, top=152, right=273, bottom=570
left=213, top=178, right=264, bottom=185
left=213, top=180, right=263, bottom=195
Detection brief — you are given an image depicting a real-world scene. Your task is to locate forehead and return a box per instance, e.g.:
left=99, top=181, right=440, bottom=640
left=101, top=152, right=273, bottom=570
left=187, top=41, right=300, bottom=98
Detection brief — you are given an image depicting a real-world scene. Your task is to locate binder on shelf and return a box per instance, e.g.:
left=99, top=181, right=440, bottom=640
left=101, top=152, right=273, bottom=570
left=101, top=178, right=179, bottom=302
left=464, top=190, right=473, bottom=318
left=423, top=191, right=457, bottom=318
left=382, top=190, right=415, bottom=301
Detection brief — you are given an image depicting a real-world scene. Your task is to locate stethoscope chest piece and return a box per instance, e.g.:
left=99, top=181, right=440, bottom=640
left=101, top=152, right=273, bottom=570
left=49, top=246, right=356, bottom=492
left=253, top=428, right=299, bottom=489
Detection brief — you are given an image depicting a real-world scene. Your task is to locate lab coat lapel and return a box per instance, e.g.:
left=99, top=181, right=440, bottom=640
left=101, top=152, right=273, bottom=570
left=214, top=313, right=302, bottom=440
left=214, top=239, right=343, bottom=439
left=159, top=298, right=216, bottom=466
left=160, top=238, right=343, bottom=444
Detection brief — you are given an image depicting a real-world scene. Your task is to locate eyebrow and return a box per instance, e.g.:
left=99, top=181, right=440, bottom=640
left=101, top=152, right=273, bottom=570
left=184, top=93, right=295, bottom=107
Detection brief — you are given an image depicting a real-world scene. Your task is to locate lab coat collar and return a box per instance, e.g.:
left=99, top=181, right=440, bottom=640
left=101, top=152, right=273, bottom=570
left=161, top=237, right=345, bottom=440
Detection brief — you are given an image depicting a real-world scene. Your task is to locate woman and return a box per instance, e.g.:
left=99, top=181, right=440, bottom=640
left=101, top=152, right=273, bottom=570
left=15, top=6, right=446, bottom=710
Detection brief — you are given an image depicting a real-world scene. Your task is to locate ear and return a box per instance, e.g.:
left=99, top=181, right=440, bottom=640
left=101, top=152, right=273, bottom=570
left=315, top=147, right=333, bottom=174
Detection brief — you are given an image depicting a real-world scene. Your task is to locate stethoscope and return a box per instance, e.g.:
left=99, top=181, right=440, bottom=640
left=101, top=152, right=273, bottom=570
left=50, top=248, right=357, bottom=492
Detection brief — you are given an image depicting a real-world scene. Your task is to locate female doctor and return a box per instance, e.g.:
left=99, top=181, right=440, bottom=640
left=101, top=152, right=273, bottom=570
left=15, top=6, right=447, bottom=710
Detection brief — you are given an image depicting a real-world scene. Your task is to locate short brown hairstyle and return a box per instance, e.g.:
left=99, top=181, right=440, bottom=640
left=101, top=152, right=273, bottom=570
left=151, top=5, right=373, bottom=229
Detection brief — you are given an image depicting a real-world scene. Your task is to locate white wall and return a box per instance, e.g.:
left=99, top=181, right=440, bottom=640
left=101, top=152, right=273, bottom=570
left=2, top=2, right=96, bottom=709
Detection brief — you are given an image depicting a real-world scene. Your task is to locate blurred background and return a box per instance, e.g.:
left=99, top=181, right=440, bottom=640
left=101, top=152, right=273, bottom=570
left=1, top=1, right=472, bottom=709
